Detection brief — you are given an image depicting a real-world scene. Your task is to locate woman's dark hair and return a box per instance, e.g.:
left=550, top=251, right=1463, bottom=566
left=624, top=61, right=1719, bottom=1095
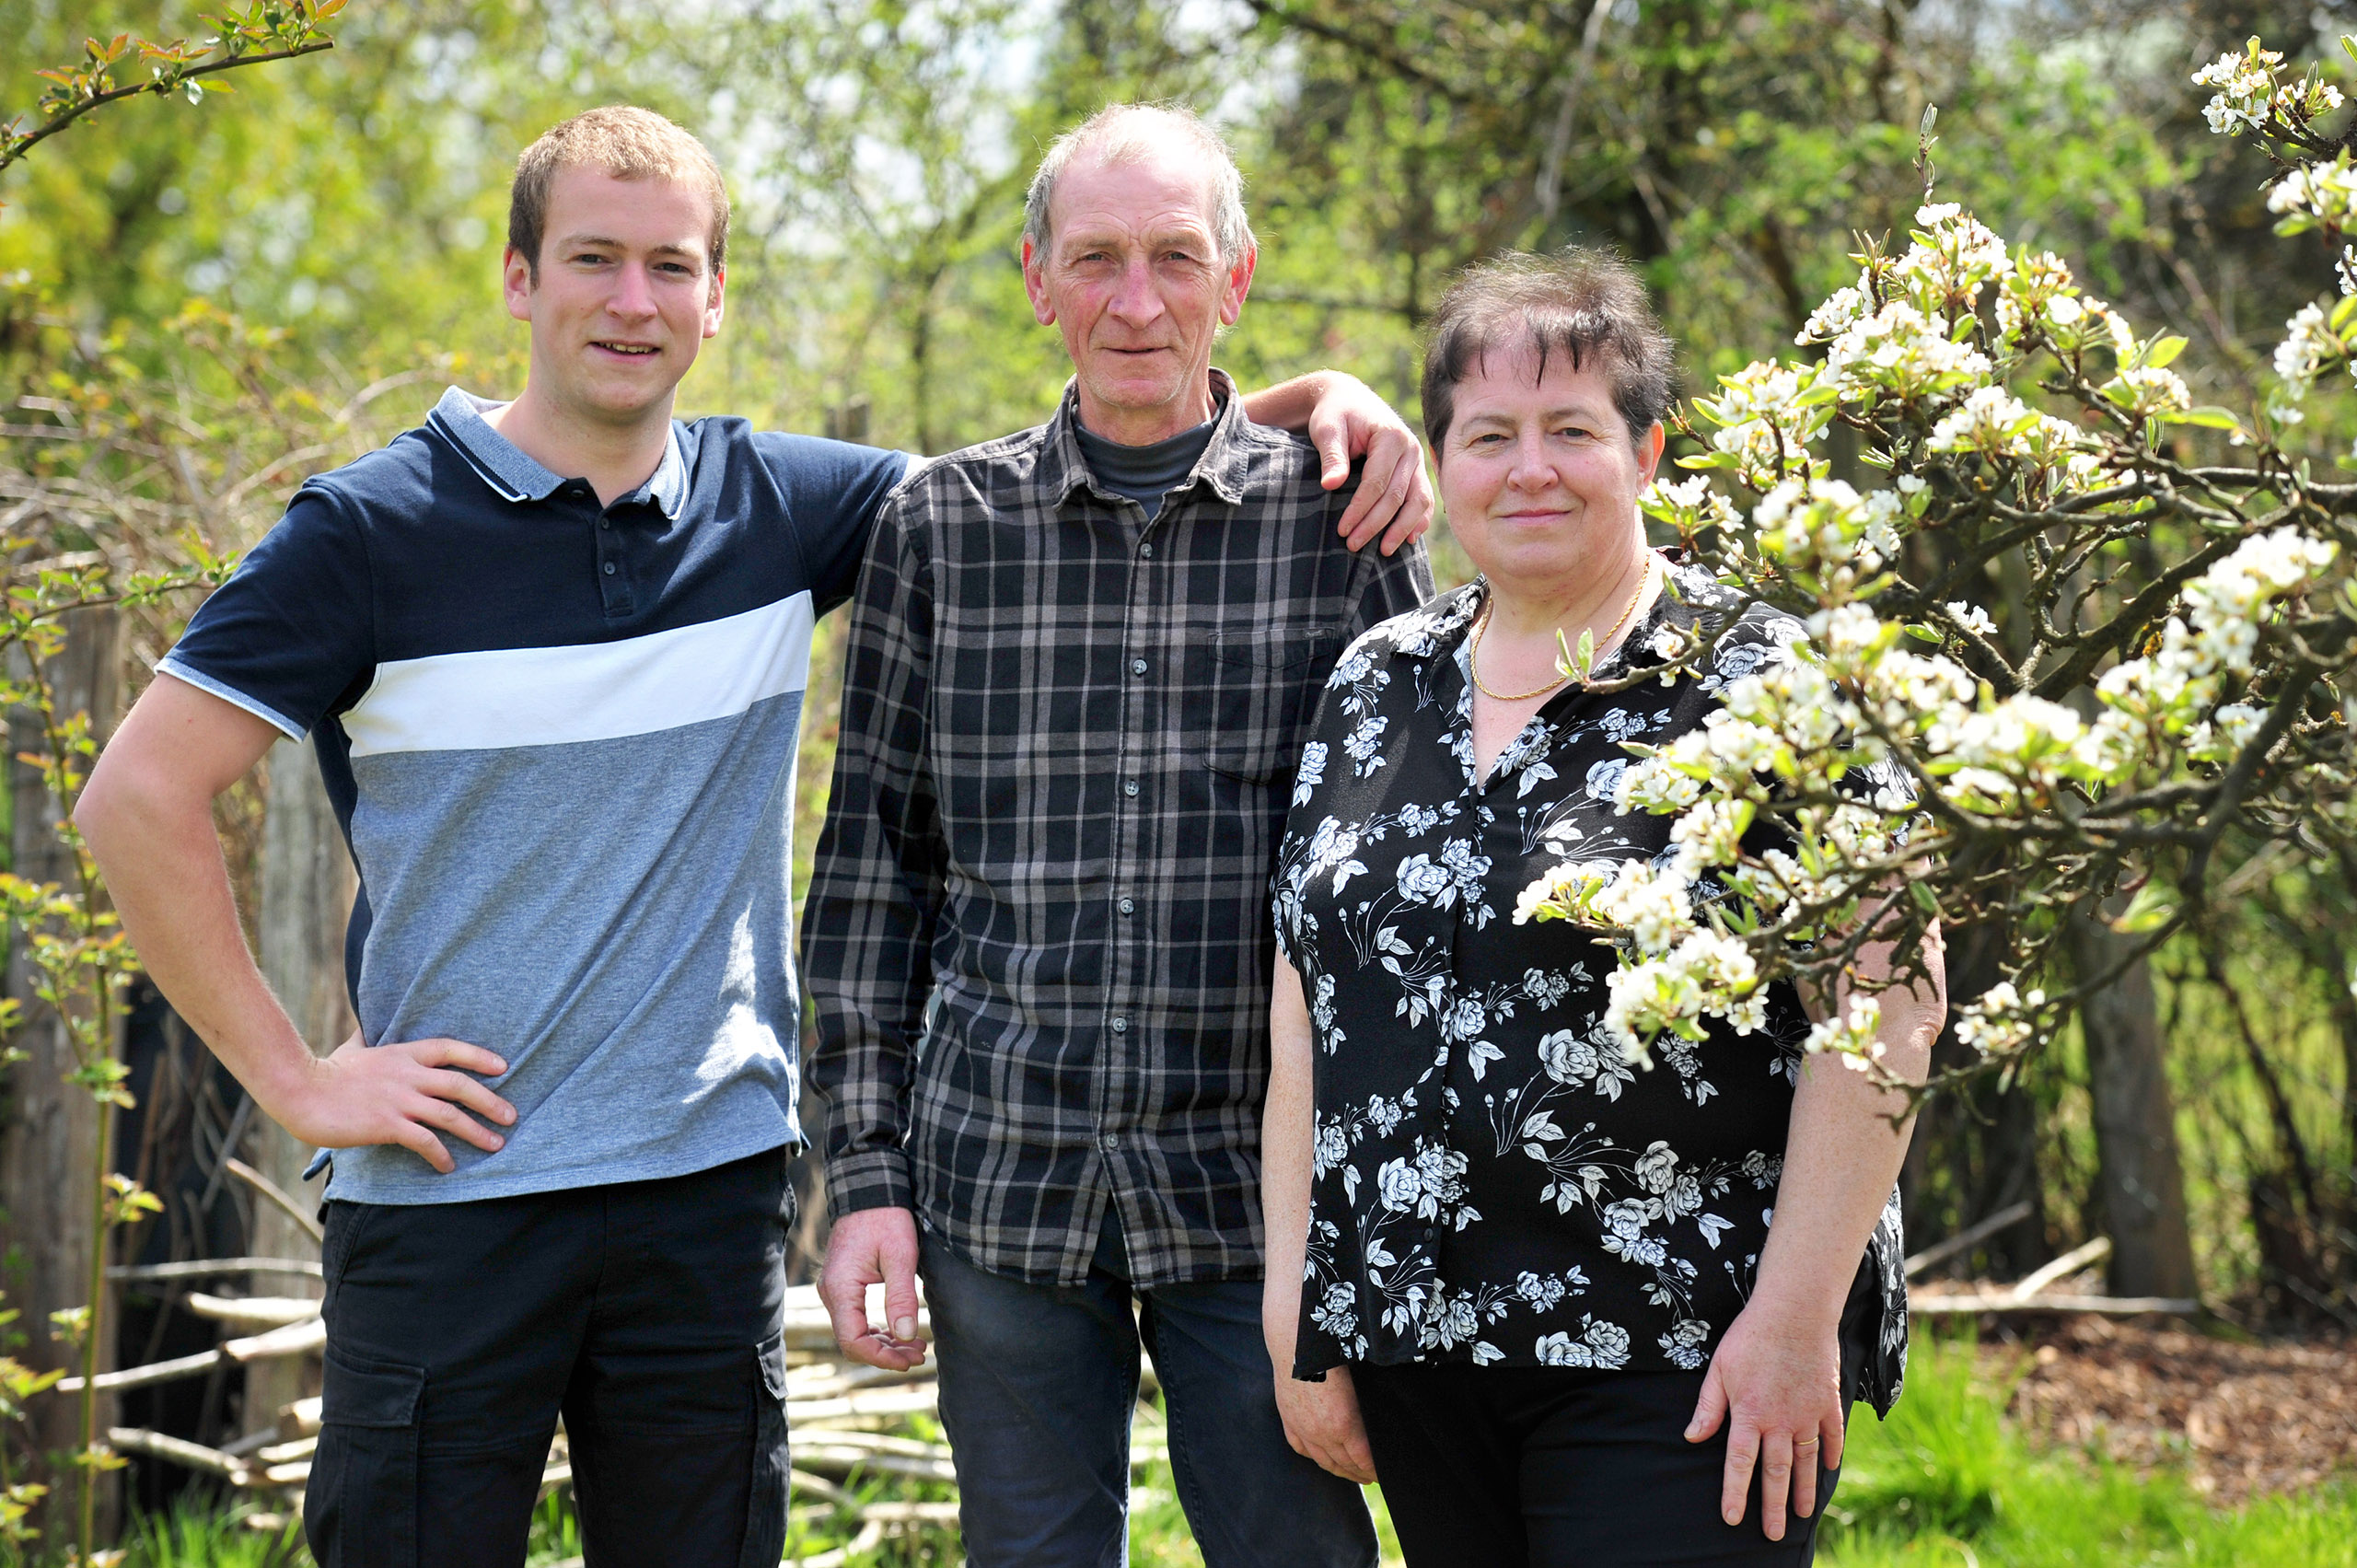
left=1419, top=248, right=1675, bottom=456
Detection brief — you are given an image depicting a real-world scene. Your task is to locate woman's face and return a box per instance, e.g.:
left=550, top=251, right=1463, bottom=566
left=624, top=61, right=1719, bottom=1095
left=1435, top=343, right=1665, bottom=589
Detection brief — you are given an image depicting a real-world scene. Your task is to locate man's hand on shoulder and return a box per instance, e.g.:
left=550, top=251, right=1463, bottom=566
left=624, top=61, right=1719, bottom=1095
left=820, top=1205, right=930, bottom=1371
left=268, top=1029, right=517, bottom=1176
left=1241, top=370, right=1436, bottom=557
left=1307, top=373, right=1435, bottom=558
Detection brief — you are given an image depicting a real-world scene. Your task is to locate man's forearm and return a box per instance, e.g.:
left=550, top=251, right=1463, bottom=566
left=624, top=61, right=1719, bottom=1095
left=80, top=772, right=317, bottom=1109
left=1238, top=372, right=1338, bottom=435
left=817, top=1118, right=919, bottom=1219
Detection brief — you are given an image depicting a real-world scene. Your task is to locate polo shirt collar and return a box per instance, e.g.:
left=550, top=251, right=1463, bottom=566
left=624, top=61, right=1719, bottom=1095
left=427, top=386, right=690, bottom=519
left=1039, top=366, right=1251, bottom=510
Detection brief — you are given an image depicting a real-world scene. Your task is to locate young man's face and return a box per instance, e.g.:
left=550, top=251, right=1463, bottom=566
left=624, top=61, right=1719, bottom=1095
left=1022, top=145, right=1255, bottom=437
left=503, top=165, right=726, bottom=426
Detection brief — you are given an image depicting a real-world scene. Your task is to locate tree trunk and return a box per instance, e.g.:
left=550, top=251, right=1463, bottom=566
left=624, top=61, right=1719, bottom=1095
left=0, top=607, right=121, bottom=1534
left=244, top=737, right=353, bottom=1434
left=2066, top=909, right=2200, bottom=1299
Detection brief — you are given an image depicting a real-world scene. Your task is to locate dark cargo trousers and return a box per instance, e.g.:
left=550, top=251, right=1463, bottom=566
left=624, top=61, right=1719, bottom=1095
left=305, top=1148, right=794, bottom=1568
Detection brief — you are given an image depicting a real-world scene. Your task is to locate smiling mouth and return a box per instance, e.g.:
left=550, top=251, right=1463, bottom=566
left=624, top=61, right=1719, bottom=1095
left=594, top=342, right=660, bottom=357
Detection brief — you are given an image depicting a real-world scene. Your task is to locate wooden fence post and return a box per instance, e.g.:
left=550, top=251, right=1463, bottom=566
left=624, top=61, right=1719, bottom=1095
left=245, top=736, right=352, bottom=1434
left=0, top=605, right=122, bottom=1528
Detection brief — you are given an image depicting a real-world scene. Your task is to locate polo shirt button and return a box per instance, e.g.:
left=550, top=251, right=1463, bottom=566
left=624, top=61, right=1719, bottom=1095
left=1123, top=779, right=1139, bottom=796
left=602, top=562, right=617, bottom=575
left=1132, top=659, right=1147, bottom=676
left=599, top=519, right=611, bottom=530
left=1119, top=897, right=1135, bottom=915
left=1110, top=1016, right=1129, bottom=1034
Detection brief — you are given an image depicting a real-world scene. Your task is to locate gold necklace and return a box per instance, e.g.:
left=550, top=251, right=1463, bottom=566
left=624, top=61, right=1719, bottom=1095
left=1469, top=554, right=1656, bottom=703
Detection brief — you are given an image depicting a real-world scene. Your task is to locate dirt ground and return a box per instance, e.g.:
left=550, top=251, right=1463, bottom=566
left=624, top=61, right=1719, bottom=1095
left=1982, top=1317, right=2356, bottom=1504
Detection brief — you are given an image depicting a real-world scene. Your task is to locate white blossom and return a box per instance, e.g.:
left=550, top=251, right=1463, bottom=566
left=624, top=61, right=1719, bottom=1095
left=2192, top=42, right=2286, bottom=135
left=2268, top=156, right=2357, bottom=232
left=1945, top=601, right=1997, bottom=636
left=1954, top=982, right=2042, bottom=1057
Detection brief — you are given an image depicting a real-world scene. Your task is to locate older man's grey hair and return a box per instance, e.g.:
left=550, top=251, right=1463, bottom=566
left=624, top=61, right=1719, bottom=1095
left=1023, top=103, right=1257, bottom=267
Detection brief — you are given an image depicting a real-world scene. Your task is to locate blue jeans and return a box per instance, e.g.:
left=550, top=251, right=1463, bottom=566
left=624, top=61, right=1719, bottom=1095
left=920, top=1222, right=1378, bottom=1568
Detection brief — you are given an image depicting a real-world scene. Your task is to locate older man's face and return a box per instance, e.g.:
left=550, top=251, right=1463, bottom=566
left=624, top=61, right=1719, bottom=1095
left=1023, top=145, right=1256, bottom=443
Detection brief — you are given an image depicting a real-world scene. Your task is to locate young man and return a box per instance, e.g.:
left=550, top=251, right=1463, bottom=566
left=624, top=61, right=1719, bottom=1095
left=806, top=105, right=1434, bottom=1567
left=76, top=107, right=1428, bottom=1567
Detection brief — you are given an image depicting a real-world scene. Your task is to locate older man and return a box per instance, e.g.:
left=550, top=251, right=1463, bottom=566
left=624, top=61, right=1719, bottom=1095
left=806, top=106, right=1432, bottom=1566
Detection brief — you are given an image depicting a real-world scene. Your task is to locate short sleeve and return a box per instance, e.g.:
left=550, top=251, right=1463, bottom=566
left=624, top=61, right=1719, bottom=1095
left=752, top=435, right=913, bottom=615
left=158, top=483, right=377, bottom=738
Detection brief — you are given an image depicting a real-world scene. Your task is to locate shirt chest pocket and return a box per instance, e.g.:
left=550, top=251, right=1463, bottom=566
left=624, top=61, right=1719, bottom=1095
left=1185, top=621, right=1345, bottom=784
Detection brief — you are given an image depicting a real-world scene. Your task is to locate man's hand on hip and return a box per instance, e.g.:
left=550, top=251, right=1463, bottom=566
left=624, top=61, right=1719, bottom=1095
left=820, top=1205, right=930, bottom=1370
left=270, top=1029, right=517, bottom=1176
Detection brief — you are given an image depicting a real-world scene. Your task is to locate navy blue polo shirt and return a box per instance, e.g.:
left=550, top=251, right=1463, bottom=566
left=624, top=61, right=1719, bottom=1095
left=161, top=388, right=908, bottom=1203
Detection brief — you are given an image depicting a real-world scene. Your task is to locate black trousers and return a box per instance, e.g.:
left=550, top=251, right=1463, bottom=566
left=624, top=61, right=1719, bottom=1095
left=1354, top=1361, right=1846, bottom=1568
left=304, top=1148, right=794, bottom=1568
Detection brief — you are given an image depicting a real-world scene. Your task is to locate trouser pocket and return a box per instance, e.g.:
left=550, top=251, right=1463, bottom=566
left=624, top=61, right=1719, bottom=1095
left=304, top=1350, right=424, bottom=1568
left=740, top=1327, right=792, bottom=1568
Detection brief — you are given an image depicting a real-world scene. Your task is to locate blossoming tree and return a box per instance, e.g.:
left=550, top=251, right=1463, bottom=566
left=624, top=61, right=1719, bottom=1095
left=1519, top=38, right=2357, bottom=1124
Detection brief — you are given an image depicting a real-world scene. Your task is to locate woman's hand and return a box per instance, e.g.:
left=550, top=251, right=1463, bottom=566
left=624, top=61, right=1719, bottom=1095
left=1684, top=1298, right=1844, bottom=1541
left=1276, top=1364, right=1378, bottom=1484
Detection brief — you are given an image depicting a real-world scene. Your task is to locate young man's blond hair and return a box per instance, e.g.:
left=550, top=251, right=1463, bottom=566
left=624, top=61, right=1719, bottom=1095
left=507, top=105, right=730, bottom=278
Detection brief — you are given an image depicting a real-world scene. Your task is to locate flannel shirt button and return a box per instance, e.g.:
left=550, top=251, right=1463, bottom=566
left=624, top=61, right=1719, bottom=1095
left=1140, top=542, right=1155, bottom=558
left=1132, top=658, right=1147, bottom=676
left=1099, top=1132, right=1120, bottom=1152
left=1110, top=1016, right=1129, bottom=1034
left=1123, top=779, right=1140, bottom=797
left=1119, top=897, right=1135, bottom=915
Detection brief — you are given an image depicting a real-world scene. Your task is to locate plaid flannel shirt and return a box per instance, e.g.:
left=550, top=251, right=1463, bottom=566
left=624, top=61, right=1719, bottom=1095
left=804, top=374, right=1433, bottom=1287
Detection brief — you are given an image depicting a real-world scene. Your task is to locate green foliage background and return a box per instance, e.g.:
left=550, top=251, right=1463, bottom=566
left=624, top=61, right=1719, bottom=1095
left=0, top=2, right=2352, bottom=1553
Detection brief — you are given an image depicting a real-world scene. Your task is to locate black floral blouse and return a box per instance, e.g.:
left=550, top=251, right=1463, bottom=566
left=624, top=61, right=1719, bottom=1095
left=1272, top=559, right=1908, bottom=1412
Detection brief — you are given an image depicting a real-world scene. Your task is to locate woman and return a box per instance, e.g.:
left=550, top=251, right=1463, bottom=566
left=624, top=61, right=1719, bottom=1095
left=1261, top=250, right=1945, bottom=1567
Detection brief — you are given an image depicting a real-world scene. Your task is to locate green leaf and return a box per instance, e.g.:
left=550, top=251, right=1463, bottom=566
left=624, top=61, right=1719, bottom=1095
left=2161, top=406, right=2244, bottom=432
left=2142, top=335, right=2189, bottom=369
left=1910, top=880, right=1940, bottom=915
left=2109, top=884, right=2176, bottom=935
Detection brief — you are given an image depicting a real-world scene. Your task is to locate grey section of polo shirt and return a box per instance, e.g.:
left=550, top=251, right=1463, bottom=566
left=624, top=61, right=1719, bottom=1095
left=323, top=689, right=805, bottom=1204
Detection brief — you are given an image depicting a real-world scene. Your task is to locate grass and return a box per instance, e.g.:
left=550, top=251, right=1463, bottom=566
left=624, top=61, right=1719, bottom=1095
left=1819, top=1334, right=2357, bottom=1568
left=62, top=1335, right=2356, bottom=1567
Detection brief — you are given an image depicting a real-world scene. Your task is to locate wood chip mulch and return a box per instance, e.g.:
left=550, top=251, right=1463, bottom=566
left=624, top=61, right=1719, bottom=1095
left=1991, top=1318, right=2357, bottom=1504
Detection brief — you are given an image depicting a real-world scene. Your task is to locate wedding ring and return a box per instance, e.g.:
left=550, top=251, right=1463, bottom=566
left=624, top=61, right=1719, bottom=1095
left=1794, top=1436, right=1820, bottom=1449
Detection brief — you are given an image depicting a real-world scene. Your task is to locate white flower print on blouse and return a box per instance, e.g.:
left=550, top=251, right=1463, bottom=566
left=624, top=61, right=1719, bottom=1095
left=1293, top=740, right=1329, bottom=806
left=1535, top=1318, right=1632, bottom=1369
left=1272, top=569, right=1910, bottom=1412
